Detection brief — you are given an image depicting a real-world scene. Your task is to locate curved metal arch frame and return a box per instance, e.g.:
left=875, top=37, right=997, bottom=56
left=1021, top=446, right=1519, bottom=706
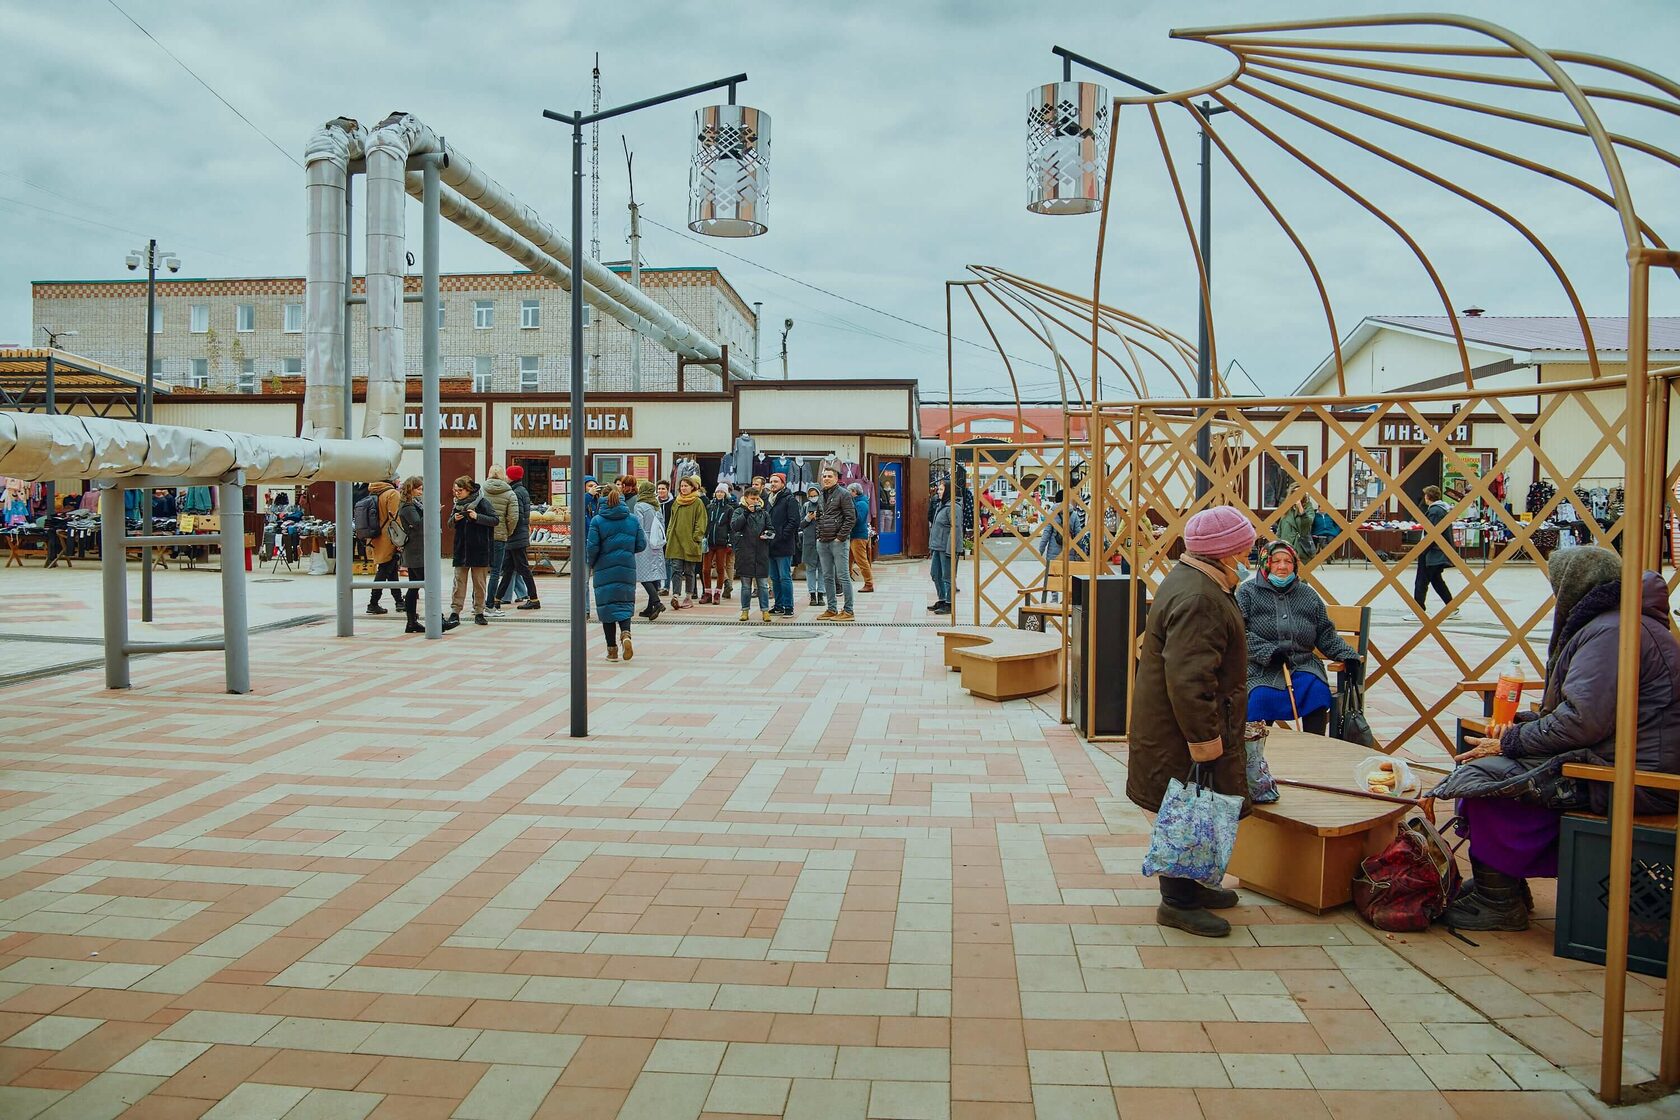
left=1087, top=14, right=1677, bottom=1103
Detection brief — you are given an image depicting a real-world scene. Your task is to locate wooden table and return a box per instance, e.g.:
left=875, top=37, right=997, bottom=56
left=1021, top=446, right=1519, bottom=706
left=1227, top=730, right=1411, bottom=913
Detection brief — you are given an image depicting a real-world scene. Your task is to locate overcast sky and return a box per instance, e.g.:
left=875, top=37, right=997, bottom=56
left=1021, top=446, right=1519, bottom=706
left=2, top=0, right=1676, bottom=399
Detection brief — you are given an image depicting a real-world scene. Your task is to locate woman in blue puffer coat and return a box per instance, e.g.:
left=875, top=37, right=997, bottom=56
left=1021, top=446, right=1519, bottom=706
left=587, top=487, right=646, bottom=662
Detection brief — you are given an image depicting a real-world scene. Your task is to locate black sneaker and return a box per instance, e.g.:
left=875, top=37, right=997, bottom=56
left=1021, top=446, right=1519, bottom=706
left=517, top=600, right=542, bottom=610
left=366, top=604, right=389, bottom=615
left=448, top=612, right=460, bottom=625
left=474, top=613, right=489, bottom=626
left=932, top=602, right=951, bottom=615
left=440, top=617, right=460, bottom=632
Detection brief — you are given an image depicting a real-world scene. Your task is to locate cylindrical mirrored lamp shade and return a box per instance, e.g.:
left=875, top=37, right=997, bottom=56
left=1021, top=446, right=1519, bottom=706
left=689, top=105, right=770, bottom=237
left=1026, top=81, right=1111, bottom=215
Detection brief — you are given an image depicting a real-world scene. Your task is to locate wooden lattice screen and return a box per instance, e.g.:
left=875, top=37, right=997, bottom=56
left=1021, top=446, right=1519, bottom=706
left=1078, top=375, right=1647, bottom=754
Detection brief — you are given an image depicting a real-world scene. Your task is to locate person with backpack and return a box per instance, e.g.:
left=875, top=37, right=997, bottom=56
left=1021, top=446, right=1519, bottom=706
left=497, top=464, right=538, bottom=612
left=448, top=475, right=497, bottom=626
left=1413, top=484, right=1457, bottom=617
left=482, top=466, right=517, bottom=615
left=702, top=483, right=736, bottom=604
left=360, top=476, right=402, bottom=616
left=394, top=476, right=457, bottom=634
left=729, top=487, right=775, bottom=622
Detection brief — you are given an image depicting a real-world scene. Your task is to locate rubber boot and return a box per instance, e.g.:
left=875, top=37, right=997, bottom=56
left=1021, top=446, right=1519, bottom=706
left=1156, top=904, right=1231, bottom=938
left=1442, top=858, right=1530, bottom=932
left=1195, top=884, right=1240, bottom=910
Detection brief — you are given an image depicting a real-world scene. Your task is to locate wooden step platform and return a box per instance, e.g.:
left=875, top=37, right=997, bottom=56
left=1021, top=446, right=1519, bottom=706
left=937, top=626, right=1061, bottom=702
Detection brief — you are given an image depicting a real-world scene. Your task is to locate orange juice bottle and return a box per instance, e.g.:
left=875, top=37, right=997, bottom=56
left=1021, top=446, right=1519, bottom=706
left=1491, top=656, right=1523, bottom=725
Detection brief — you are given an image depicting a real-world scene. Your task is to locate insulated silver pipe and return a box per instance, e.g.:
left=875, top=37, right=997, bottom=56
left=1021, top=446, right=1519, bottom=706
left=220, top=478, right=250, bottom=692
left=99, top=484, right=129, bottom=690
left=421, top=158, right=444, bottom=639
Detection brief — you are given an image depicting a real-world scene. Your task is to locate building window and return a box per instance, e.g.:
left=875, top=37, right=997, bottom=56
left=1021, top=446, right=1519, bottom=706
left=1260, top=448, right=1309, bottom=510
left=282, top=357, right=303, bottom=376
left=235, top=304, right=255, bottom=333
left=520, top=299, right=540, bottom=329
left=581, top=304, right=592, bottom=328
left=151, top=306, right=163, bottom=334
left=474, top=300, right=494, bottom=329
left=189, top=358, right=209, bottom=388
left=149, top=358, right=164, bottom=378
left=519, top=356, right=540, bottom=392
left=283, top=302, right=304, bottom=333
left=189, top=304, right=209, bottom=333
left=238, top=359, right=257, bottom=394
left=473, top=355, right=493, bottom=394
left=437, top=303, right=446, bottom=330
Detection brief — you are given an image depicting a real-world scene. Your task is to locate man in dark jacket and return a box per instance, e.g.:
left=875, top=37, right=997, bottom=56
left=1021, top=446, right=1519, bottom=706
left=765, top=473, right=800, bottom=616
left=1128, top=505, right=1256, bottom=939
left=1413, top=484, right=1456, bottom=616
left=497, top=465, right=538, bottom=611
left=657, top=480, right=674, bottom=594
left=848, top=483, right=874, bottom=593
left=814, top=467, right=857, bottom=621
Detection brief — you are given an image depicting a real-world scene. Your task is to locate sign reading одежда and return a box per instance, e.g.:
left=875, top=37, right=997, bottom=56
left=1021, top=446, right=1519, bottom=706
left=403, top=405, right=483, bottom=434
left=510, top=406, right=634, bottom=437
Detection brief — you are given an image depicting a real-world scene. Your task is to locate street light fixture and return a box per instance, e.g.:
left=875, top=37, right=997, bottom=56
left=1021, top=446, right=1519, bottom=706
left=544, top=71, right=768, bottom=738
left=1029, top=46, right=1228, bottom=494
left=126, top=241, right=180, bottom=621
left=38, top=326, right=79, bottom=349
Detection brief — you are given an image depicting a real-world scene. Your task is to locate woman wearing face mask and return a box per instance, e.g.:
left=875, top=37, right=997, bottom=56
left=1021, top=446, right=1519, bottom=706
left=1235, top=541, right=1362, bottom=735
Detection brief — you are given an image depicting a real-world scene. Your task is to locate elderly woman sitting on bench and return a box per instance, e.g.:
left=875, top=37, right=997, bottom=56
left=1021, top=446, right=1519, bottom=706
left=1236, top=541, right=1362, bottom=735
left=1428, top=545, right=1680, bottom=931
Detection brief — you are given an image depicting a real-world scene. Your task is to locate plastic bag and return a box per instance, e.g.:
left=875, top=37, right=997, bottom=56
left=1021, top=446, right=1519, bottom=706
left=1142, top=765, right=1244, bottom=884
left=1244, top=727, right=1280, bottom=804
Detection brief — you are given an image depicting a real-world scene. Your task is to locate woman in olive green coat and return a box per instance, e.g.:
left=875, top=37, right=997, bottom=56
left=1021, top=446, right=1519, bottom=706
left=665, top=476, right=709, bottom=608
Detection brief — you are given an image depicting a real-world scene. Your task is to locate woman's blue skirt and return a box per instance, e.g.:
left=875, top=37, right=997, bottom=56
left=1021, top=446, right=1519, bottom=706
left=1247, top=669, right=1333, bottom=722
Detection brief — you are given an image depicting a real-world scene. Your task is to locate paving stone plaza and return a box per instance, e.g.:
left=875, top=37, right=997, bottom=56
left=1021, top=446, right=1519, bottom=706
left=0, top=563, right=1670, bottom=1119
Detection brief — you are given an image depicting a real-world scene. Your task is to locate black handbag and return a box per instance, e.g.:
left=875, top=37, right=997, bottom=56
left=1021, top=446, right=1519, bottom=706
left=1337, top=679, right=1376, bottom=746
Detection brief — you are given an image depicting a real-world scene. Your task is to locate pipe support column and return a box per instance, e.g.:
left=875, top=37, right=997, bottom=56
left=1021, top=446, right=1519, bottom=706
left=99, top=484, right=130, bottom=690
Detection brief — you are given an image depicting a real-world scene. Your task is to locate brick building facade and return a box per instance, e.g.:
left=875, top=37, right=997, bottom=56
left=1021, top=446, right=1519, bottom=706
left=31, top=266, right=757, bottom=395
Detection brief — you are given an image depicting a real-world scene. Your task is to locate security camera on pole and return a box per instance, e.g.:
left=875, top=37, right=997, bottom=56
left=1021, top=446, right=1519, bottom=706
left=126, top=241, right=181, bottom=621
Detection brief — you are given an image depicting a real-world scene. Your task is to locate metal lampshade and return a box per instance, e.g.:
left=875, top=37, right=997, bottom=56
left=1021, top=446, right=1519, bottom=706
left=689, top=104, right=770, bottom=237
left=1026, top=81, right=1111, bottom=215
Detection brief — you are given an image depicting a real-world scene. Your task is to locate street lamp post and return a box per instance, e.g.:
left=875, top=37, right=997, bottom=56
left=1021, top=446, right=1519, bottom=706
left=544, top=71, right=769, bottom=738
left=126, top=242, right=180, bottom=620
left=1032, top=47, right=1228, bottom=496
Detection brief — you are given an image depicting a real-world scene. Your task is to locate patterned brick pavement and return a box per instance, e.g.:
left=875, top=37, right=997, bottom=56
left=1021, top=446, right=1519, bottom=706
left=0, top=562, right=1670, bottom=1118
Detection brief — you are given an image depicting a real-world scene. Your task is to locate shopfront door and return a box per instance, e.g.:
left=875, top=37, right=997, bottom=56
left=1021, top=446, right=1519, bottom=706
left=876, top=460, right=905, bottom=556
left=438, top=448, right=476, bottom=557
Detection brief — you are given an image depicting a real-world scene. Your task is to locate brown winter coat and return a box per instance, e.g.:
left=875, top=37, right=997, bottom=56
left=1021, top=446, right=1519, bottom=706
left=1126, top=559, right=1252, bottom=816
left=365, top=482, right=401, bottom=564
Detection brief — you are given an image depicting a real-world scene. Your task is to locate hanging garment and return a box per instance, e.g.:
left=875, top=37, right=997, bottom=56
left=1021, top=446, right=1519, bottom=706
left=732, top=434, right=758, bottom=477
left=672, top=457, right=701, bottom=486
left=839, top=461, right=865, bottom=486
left=180, top=486, right=215, bottom=513
left=767, top=455, right=797, bottom=484
left=751, top=453, right=772, bottom=482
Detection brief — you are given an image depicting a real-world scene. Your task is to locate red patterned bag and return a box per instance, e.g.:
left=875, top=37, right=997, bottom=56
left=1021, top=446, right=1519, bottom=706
left=1353, top=815, right=1463, bottom=932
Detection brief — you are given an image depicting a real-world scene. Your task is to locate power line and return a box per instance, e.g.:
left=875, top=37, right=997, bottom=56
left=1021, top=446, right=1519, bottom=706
left=639, top=211, right=1057, bottom=371
left=104, top=0, right=302, bottom=171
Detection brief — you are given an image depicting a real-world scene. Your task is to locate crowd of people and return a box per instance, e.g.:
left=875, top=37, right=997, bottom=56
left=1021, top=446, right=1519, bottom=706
left=362, top=467, right=880, bottom=653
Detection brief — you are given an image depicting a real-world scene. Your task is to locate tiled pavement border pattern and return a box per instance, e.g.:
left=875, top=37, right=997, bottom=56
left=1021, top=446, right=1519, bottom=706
left=0, top=566, right=1672, bottom=1118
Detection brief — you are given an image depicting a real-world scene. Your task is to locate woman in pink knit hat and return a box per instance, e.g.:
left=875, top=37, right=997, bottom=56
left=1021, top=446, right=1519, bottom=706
left=1126, top=504, right=1257, bottom=938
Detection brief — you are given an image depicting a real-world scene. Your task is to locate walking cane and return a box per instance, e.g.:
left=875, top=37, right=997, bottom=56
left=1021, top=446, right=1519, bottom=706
left=1282, top=662, right=1304, bottom=733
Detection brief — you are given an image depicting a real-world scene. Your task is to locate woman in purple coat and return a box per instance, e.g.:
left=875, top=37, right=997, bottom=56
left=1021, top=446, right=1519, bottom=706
left=1431, top=546, right=1680, bottom=931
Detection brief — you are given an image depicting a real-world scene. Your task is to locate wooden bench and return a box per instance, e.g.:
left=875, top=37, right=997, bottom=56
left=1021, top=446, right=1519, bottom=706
left=936, top=626, right=1061, bottom=702
left=1454, top=676, right=1546, bottom=752
left=1227, top=730, right=1411, bottom=913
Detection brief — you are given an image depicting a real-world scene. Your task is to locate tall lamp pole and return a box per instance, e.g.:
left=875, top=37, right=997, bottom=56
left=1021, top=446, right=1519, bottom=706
left=544, top=70, right=768, bottom=738
left=1035, top=47, right=1228, bottom=496
left=126, top=242, right=180, bottom=620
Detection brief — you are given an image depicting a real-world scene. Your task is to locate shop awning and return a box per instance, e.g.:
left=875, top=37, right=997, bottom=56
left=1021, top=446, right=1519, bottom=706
left=0, top=347, right=167, bottom=419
